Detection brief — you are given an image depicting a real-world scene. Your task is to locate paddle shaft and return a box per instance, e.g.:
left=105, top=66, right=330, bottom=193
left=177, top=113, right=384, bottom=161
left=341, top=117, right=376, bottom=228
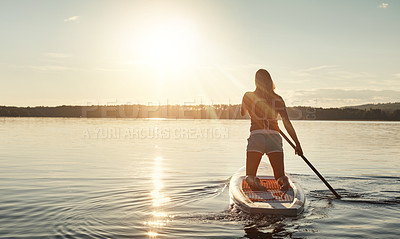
left=279, top=130, right=341, bottom=199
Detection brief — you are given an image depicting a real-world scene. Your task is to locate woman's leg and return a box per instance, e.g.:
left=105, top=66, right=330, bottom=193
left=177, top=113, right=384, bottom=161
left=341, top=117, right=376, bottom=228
left=267, top=152, right=289, bottom=190
left=246, top=151, right=263, bottom=176
left=246, top=151, right=266, bottom=190
left=267, top=152, right=284, bottom=179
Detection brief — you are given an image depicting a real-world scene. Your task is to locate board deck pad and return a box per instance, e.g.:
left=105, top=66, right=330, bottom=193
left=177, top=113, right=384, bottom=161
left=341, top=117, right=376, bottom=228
left=241, top=178, right=294, bottom=202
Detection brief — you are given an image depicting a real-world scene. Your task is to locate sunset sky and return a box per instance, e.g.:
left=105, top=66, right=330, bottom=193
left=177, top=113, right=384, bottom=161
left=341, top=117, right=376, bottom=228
left=1, top=0, right=399, bottom=107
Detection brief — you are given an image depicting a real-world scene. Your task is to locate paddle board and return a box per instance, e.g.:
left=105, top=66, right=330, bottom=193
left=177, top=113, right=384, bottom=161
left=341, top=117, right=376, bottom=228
left=229, top=162, right=305, bottom=216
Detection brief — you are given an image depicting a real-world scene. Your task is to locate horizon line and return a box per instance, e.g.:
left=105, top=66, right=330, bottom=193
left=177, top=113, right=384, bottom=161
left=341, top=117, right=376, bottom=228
left=1, top=101, right=400, bottom=109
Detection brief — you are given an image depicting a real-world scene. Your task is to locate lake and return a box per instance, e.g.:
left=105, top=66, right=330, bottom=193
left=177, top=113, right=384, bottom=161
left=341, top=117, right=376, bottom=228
left=0, top=118, right=399, bottom=238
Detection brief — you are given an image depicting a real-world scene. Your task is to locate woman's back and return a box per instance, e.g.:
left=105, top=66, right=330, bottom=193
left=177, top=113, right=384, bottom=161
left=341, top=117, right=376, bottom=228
left=242, top=91, right=284, bottom=131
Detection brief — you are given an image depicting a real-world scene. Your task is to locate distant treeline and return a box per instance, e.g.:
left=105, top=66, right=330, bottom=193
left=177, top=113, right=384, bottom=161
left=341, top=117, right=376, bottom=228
left=1, top=105, right=400, bottom=121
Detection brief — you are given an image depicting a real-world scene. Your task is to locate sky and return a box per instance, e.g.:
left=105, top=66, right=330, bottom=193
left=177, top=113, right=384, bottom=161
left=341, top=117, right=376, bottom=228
left=0, top=0, right=399, bottom=107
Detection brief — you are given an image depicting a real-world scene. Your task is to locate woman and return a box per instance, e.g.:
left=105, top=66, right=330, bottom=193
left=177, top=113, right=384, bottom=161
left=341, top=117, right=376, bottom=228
left=241, top=69, right=303, bottom=191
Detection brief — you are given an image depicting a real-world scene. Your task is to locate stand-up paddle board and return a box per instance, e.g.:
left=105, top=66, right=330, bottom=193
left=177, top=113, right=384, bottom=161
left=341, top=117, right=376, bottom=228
left=229, top=162, right=305, bottom=216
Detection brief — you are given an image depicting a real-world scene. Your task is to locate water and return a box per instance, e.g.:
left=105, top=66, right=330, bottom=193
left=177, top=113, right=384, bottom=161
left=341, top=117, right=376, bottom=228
left=0, top=118, right=399, bottom=238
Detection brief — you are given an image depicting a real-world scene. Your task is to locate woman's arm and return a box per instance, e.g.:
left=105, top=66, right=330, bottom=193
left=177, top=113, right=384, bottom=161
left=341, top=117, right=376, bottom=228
left=241, top=93, right=248, bottom=116
left=278, top=101, right=303, bottom=156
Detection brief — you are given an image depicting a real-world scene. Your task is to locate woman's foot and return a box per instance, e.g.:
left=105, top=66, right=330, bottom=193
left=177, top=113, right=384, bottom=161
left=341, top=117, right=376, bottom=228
left=277, top=175, right=290, bottom=191
left=245, top=175, right=267, bottom=191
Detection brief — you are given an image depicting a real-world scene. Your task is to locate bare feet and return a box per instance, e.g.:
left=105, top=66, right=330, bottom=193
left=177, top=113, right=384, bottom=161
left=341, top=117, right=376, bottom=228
left=277, top=175, right=290, bottom=191
left=245, top=176, right=267, bottom=191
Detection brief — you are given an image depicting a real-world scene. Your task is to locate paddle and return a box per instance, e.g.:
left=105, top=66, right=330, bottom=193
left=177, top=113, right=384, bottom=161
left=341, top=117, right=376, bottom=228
left=279, top=130, right=341, bottom=199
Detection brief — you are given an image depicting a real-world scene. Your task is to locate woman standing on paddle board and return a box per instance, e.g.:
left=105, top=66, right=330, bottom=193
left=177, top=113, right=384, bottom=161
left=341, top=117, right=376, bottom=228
left=241, top=69, right=303, bottom=191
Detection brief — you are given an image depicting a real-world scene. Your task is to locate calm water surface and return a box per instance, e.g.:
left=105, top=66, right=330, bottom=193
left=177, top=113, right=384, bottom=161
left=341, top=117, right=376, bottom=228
left=0, top=118, right=399, bottom=238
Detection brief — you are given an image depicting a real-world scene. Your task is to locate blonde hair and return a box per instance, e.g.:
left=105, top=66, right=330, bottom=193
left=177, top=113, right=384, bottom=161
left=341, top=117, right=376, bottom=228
left=255, top=69, right=275, bottom=94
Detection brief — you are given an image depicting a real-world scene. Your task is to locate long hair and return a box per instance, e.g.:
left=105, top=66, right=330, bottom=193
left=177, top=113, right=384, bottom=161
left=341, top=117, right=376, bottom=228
left=255, top=69, right=276, bottom=99
left=252, top=69, right=280, bottom=120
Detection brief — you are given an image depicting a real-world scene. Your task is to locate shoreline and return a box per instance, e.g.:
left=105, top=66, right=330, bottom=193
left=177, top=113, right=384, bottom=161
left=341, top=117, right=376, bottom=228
left=1, top=104, right=400, bottom=121
left=1, top=116, right=400, bottom=122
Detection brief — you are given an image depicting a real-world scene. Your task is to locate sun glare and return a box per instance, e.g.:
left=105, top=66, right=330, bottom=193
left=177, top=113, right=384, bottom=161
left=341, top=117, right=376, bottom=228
left=139, top=20, right=199, bottom=71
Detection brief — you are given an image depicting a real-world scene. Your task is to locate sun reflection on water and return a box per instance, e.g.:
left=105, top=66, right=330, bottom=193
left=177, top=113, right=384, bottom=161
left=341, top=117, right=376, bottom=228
left=146, top=156, right=171, bottom=238
left=147, top=231, right=159, bottom=238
